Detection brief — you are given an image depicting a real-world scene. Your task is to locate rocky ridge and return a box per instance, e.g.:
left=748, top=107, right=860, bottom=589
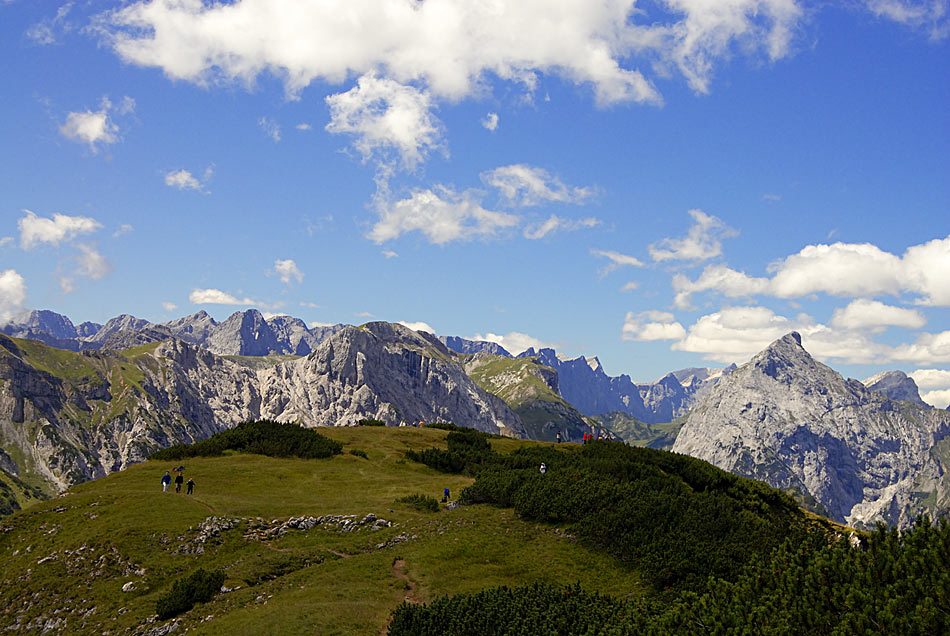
left=0, top=323, right=523, bottom=496
left=673, top=332, right=950, bottom=528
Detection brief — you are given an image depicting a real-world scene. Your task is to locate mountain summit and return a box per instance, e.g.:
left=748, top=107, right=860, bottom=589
left=672, top=332, right=950, bottom=528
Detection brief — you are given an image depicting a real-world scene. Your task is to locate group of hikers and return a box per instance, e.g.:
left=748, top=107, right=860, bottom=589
left=161, top=467, right=195, bottom=494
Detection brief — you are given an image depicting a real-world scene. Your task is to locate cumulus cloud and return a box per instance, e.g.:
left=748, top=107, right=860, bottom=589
left=189, top=288, right=258, bottom=305
left=920, top=389, right=950, bottom=409
left=162, top=301, right=178, bottom=312
left=113, top=223, right=134, bottom=238
left=622, top=310, right=687, bottom=341
left=891, top=331, right=950, bottom=366
left=473, top=331, right=552, bottom=356
left=369, top=186, right=518, bottom=245
left=381, top=250, right=398, bottom=259
left=0, top=270, right=27, bottom=323
left=523, top=215, right=600, bottom=240
left=59, top=96, right=131, bottom=152
left=829, top=299, right=926, bottom=332
left=674, top=235, right=950, bottom=307
left=75, top=244, right=111, bottom=279
left=620, top=281, right=639, bottom=292
left=18, top=210, right=102, bottom=249
left=649, top=209, right=738, bottom=263
left=398, top=321, right=436, bottom=334
left=591, top=248, right=644, bottom=276
left=481, top=112, right=499, bottom=131
left=484, top=164, right=593, bottom=207
left=909, top=368, right=950, bottom=408
left=673, top=264, right=770, bottom=308
left=272, top=258, right=304, bottom=284
left=165, top=169, right=201, bottom=191
left=326, top=74, right=443, bottom=170
left=296, top=123, right=312, bottom=131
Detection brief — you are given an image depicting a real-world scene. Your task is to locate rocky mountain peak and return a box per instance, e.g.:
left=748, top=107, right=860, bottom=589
left=207, top=309, right=280, bottom=356
left=863, top=370, right=926, bottom=406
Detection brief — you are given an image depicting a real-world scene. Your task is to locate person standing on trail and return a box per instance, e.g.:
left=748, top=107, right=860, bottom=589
left=540, top=463, right=547, bottom=475
left=556, top=431, right=562, bottom=443
left=174, top=471, right=184, bottom=493
left=186, top=478, right=195, bottom=495
left=161, top=471, right=171, bottom=492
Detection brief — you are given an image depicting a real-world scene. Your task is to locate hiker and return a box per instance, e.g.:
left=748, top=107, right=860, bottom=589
left=556, top=431, right=562, bottom=443
left=540, top=463, right=547, bottom=475
left=174, top=472, right=184, bottom=493
left=186, top=478, right=195, bottom=495
left=161, top=471, right=171, bottom=492
left=443, top=487, right=450, bottom=503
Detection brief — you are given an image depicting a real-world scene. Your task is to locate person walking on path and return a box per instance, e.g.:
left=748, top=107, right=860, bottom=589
left=161, top=471, right=171, bottom=492
left=174, top=472, right=184, bottom=493
left=540, top=463, right=547, bottom=475
left=186, top=478, right=195, bottom=495
left=556, top=431, right=562, bottom=443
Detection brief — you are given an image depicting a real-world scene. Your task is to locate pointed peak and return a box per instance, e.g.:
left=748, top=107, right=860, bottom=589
left=785, top=331, right=802, bottom=346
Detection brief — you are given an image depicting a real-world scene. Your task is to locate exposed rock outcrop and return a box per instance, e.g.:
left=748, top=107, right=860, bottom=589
left=672, top=332, right=950, bottom=528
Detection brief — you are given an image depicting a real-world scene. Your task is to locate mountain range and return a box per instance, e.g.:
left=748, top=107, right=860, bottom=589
left=2, top=309, right=948, bottom=528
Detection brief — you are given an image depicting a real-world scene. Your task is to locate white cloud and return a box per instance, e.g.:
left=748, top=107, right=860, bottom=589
left=864, top=1, right=949, bottom=39
left=326, top=73, right=443, bottom=170
left=162, top=301, right=178, bottom=312
left=622, top=310, right=687, bottom=341
left=296, top=123, right=312, bottom=131
left=920, top=389, right=950, bottom=409
left=75, top=244, right=111, bottom=279
left=18, top=210, right=102, bottom=249
left=829, top=299, right=926, bottom=332
left=591, top=248, right=645, bottom=276
left=484, top=164, right=592, bottom=207
left=473, top=331, right=552, bottom=355
left=355, top=311, right=375, bottom=318
left=673, top=264, right=770, bottom=309
left=649, top=209, right=738, bottom=262
left=113, top=223, right=134, bottom=237
left=398, top=321, right=436, bottom=334
left=259, top=116, right=281, bottom=142
left=0, top=237, right=14, bottom=248
left=59, top=96, right=131, bottom=152
left=523, top=215, right=600, bottom=240
left=309, top=320, right=334, bottom=328
left=26, top=2, right=74, bottom=45
left=165, top=169, right=203, bottom=191
left=272, top=258, right=304, bottom=284
left=673, top=235, right=950, bottom=307
left=620, top=281, right=639, bottom=292
left=481, top=112, right=499, bottom=131
left=299, top=301, right=320, bottom=309
left=381, top=250, right=398, bottom=259
left=908, top=369, right=950, bottom=390
left=189, top=288, right=258, bottom=305
left=891, top=331, right=950, bottom=366
left=369, top=185, right=518, bottom=245
left=0, top=270, right=27, bottom=323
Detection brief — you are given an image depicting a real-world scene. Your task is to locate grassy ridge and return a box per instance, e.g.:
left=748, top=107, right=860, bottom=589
left=0, top=428, right=642, bottom=635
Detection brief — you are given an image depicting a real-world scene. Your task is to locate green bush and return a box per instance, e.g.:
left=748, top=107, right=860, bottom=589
left=396, top=493, right=440, bottom=512
left=149, top=420, right=343, bottom=461
left=155, top=568, right=225, bottom=620
left=349, top=449, right=369, bottom=459
left=358, top=418, right=386, bottom=427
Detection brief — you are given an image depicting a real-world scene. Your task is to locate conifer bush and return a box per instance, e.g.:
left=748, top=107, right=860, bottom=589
left=155, top=568, right=225, bottom=620
left=149, top=420, right=343, bottom=461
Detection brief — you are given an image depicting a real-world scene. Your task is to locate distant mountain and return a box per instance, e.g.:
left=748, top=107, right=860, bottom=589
left=464, top=353, right=590, bottom=442
left=673, top=332, right=950, bottom=528
left=0, top=323, right=523, bottom=496
left=441, top=336, right=511, bottom=357
left=863, top=370, right=928, bottom=406
left=1, top=309, right=346, bottom=357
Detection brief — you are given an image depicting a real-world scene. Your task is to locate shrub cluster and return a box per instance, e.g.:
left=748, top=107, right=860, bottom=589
left=395, top=493, right=440, bottom=512
left=349, top=449, right=369, bottom=459
left=149, top=420, right=343, bottom=461
left=155, top=568, right=225, bottom=620
left=358, top=418, right=386, bottom=427
left=404, top=428, right=494, bottom=476
left=389, top=519, right=950, bottom=635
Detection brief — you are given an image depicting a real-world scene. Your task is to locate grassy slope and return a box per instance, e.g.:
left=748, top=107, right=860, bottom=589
left=0, top=428, right=642, bottom=635
left=591, top=411, right=686, bottom=450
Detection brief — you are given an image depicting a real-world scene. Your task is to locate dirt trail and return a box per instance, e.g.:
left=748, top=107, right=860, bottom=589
left=380, top=559, right=418, bottom=636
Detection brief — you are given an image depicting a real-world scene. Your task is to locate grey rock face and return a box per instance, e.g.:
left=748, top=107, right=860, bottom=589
left=159, top=310, right=218, bottom=345
left=0, top=322, right=526, bottom=494
left=672, top=332, right=950, bottom=528
left=863, top=370, right=927, bottom=406
left=83, top=314, right=154, bottom=347
left=266, top=316, right=322, bottom=355
left=206, top=310, right=281, bottom=356
left=440, top=336, right=512, bottom=357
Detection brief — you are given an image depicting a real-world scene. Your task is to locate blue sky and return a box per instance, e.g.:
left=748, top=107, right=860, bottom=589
left=1, top=0, right=949, bottom=405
